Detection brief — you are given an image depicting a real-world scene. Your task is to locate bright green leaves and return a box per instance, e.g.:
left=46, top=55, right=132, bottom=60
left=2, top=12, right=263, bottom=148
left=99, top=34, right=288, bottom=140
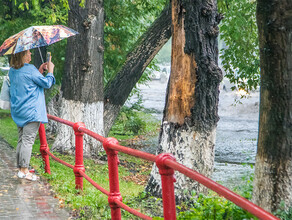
left=60, top=0, right=69, bottom=10
left=104, top=0, right=167, bottom=85
left=32, top=0, right=40, bottom=10
left=15, top=0, right=40, bottom=11
left=219, top=0, right=260, bottom=92
left=79, top=0, right=85, bottom=7
left=18, top=2, right=29, bottom=11
left=27, top=1, right=68, bottom=25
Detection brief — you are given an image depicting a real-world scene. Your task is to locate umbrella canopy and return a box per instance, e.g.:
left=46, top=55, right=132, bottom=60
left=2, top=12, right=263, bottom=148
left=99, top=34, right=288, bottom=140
left=0, top=25, right=79, bottom=56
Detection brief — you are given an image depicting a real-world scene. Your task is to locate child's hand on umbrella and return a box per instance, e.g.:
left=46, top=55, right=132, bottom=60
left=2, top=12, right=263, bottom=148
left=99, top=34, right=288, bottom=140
left=39, top=62, right=48, bottom=74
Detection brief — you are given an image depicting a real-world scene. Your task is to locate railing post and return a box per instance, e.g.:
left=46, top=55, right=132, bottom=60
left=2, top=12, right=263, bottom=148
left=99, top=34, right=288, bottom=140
left=39, top=123, right=51, bottom=174
left=156, top=153, right=177, bottom=220
left=73, top=122, right=85, bottom=191
left=103, top=137, right=122, bottom=220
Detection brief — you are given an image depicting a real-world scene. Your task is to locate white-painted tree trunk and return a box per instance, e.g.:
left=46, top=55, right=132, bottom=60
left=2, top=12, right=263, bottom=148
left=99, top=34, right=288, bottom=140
left=46, top=0, right=105, bottom=156
left=48, top=95, right=104, bottom=156
left=147, top=121, right=216, bottom=198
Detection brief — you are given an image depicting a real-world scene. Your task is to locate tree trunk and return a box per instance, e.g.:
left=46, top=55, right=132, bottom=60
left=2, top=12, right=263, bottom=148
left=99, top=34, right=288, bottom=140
left=49, top=0, right=105, bottom=155
left=103, top=3, right=171, bottom=136
left=146, top=0, right=222, bottom=199
left=33, top=46, right=46, bottom=69
left=252, top=0, right=292, bottom=212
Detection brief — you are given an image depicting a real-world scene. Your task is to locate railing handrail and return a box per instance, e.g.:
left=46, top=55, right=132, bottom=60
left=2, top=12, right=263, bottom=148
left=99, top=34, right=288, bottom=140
left=40, top=114, right=279, bottom=220
left=164, top=159, right=276, bottom=220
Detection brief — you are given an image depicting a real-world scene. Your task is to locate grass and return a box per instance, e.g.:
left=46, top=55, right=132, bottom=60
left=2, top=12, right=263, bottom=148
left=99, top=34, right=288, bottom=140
left=0, top=109, right=19, bottom=147
left=30, top=152, right=148, bottom=219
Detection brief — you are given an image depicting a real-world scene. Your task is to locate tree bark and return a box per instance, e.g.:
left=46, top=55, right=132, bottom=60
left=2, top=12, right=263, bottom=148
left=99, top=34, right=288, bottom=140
left=103, top=3, right=171, bottom=136
left=252, top=0, right=292, bottom=212
left=49, top=0, right=105, bottom=155
left=146, top=0, right=222, bottom=199
left=33, top=46, right=46, bottom=69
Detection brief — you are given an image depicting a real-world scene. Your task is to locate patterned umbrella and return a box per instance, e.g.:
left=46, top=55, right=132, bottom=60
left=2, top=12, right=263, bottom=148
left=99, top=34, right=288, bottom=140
left=0, top=25, right=79, bottom=56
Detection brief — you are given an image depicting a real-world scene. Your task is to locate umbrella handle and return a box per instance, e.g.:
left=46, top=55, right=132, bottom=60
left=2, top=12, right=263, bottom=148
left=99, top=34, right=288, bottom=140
left=38, top=47, right=44, bottom=63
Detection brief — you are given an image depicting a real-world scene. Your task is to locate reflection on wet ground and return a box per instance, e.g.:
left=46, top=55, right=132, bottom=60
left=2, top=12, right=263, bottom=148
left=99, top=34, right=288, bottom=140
left=0, top=136, right=70, bottom=219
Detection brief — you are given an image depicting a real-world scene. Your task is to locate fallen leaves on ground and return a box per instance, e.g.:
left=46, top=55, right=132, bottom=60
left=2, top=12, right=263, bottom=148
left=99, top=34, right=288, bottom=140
left=120, top=160, right=153, bottom=185
left=58, top=198, right=65, bottom=208
left=122, top=174, right=149, bottom=185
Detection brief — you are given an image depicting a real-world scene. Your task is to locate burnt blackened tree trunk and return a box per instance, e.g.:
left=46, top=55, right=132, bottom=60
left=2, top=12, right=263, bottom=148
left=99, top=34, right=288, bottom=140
left=146, top=0, right=222, bottom=198
left=252, top=0, right=292, bottom=212
left=104, top=4, right=171, bottom=136
left=49, top=0, right=105, bottom=155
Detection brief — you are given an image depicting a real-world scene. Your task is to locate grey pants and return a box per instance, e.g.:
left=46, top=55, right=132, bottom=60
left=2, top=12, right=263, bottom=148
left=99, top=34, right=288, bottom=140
left=16, top=122, right=40, bottom=168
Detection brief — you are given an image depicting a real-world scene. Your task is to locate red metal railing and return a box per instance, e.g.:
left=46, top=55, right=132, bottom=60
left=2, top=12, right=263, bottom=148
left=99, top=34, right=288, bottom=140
left=38, top=114, right=279, bottom=220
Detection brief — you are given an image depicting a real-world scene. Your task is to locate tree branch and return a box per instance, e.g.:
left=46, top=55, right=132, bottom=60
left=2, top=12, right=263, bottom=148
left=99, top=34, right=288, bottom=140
left=103, top=3, right=171, bottom=135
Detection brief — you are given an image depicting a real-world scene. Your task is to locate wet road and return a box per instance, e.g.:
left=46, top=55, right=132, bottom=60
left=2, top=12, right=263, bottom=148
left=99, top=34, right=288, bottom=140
left=130, top=78, right=259, bottom=188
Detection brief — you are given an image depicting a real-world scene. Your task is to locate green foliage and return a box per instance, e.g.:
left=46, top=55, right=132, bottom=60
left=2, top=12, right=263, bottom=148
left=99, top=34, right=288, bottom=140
left=0, top=110, right=19, bottom=148
left=0, top=0, right=69, bottom=42
left=232, top=172, right=254, bottom=200
left=177, top=175, right=257, bottom=220
left=0, top=69, right=9, bottom=89
left=0, top=57, right=8, bottom=66
left=177, top=193, right=257, bottom=220
left=274, top=202, right=292, bottom=220
left=103, top=0, right=167, bottom=85
left=122, top=191, right=164, bottom=218
left=111, top=98, right=147, bottom=135
left=124, top=113, right=146, bottom=135
left=218, top=0, right=260, bottom=92
left=0, top=0, right=69, bottom=84
left=45, top=84, right=60, bottom=104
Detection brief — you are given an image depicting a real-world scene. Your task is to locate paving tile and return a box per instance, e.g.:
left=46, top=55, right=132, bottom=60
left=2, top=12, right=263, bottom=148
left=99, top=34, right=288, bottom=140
left=0, top=136, right=71, bottom=219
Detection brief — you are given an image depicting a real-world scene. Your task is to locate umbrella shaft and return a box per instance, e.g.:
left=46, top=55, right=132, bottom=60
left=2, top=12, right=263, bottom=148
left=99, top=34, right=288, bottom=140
left=38, top=47, right=44, bottom=63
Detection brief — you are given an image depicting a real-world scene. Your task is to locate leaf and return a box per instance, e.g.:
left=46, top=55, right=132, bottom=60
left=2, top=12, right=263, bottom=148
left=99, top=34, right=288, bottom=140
left=219, top=0, right=260, bottom=92
left=18, top=3, right=24, bottom=11
left=25, top=2, right=29, bottom=10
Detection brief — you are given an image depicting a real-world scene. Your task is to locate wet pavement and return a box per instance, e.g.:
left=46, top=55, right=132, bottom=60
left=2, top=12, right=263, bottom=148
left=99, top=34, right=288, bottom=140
left=130, top=78, right=259, bottom=189
left=213, top=90, right=258, bottom=187
left=0, top=136, right=70, bottom=220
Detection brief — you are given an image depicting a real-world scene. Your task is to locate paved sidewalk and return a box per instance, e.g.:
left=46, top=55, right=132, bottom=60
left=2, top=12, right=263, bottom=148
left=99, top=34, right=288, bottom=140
left=0, top=136, right=71, bottom=220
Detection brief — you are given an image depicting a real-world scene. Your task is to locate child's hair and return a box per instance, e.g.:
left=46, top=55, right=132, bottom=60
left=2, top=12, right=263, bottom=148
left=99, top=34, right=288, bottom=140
left=10, top=50, right=27, bottom=69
